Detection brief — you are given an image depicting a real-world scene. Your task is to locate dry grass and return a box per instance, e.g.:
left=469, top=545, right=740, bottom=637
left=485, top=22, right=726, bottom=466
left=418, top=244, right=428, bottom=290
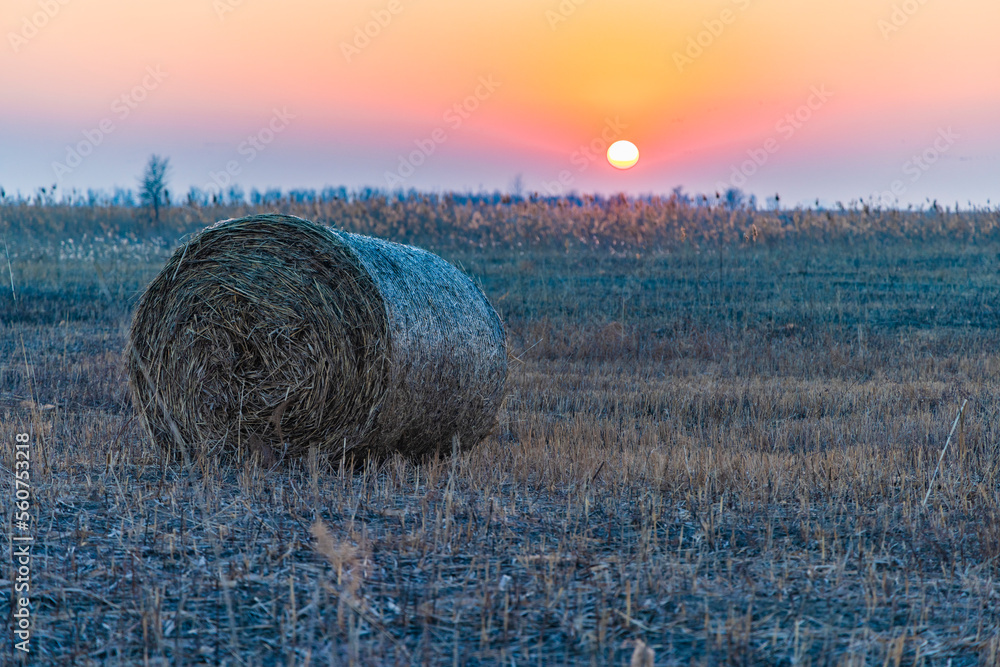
left=4, top=192, right=999, bottom=252
left=2, top=201, right=1000, bottom=664
left=126, top=214, right=506, bottom=464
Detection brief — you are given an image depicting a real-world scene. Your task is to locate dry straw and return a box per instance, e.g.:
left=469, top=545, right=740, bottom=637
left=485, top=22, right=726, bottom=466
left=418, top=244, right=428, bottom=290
left=126, top=213, right=507, bottom=464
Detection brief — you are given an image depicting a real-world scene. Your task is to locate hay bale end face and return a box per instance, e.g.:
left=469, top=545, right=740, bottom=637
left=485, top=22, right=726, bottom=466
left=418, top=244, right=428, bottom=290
left=126, top=214, right=507, bottom=463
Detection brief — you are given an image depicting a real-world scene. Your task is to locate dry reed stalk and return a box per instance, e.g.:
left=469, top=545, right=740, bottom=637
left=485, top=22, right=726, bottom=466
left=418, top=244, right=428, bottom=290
left=922, top=398, right=968, bottom=507
left=126, top=213, right=507, bottom=464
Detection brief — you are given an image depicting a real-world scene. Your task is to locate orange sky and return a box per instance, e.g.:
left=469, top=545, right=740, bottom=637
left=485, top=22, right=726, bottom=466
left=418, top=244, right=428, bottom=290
left=2, top=0, right=998, bottom=205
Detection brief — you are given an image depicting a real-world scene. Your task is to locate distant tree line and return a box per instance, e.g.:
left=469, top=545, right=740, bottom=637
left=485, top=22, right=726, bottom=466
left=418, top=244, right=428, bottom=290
left=0, top=155, right=991, bottom=226
left=3, top=181, right=769, bottom=212
left=5, top=155, right=783, bottom=214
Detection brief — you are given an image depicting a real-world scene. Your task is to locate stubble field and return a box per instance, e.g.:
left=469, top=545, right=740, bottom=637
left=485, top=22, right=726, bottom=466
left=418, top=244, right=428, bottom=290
left=3, top=197, right=1000, bottom=665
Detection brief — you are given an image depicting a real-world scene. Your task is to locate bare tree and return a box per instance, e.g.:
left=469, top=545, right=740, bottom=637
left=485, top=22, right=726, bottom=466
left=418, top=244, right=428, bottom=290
left=139, top=155, right=170, bottom=224
left=509, top=173, right=524, bottom=199
left=723, top=187, right=746, bottom=210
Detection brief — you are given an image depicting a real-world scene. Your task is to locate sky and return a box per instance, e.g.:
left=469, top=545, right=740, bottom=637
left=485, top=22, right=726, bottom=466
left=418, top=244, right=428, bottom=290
left=1, top=0, right=998, bottom=207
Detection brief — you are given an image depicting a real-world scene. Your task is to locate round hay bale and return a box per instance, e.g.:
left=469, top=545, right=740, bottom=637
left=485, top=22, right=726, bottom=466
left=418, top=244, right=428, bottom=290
left=126, top=213, right=507, bottom=464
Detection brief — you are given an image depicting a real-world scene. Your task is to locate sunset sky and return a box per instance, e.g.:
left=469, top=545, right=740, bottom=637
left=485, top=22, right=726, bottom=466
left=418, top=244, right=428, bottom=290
left=2, top=0, right=998, bottom=206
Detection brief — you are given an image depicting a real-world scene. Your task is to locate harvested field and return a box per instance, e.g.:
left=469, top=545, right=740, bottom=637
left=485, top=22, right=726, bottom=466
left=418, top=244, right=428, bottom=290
left=2, top=199, right=1000, bottom=665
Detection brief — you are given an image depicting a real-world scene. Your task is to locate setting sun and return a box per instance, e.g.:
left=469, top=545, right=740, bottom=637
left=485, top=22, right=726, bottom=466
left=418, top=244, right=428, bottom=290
left=607, top=140, right=639, bottom=170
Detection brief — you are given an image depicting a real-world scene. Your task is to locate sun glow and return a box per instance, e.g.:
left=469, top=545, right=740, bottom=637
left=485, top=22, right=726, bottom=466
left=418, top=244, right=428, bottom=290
left=607, top=140, right=639, bottom=169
